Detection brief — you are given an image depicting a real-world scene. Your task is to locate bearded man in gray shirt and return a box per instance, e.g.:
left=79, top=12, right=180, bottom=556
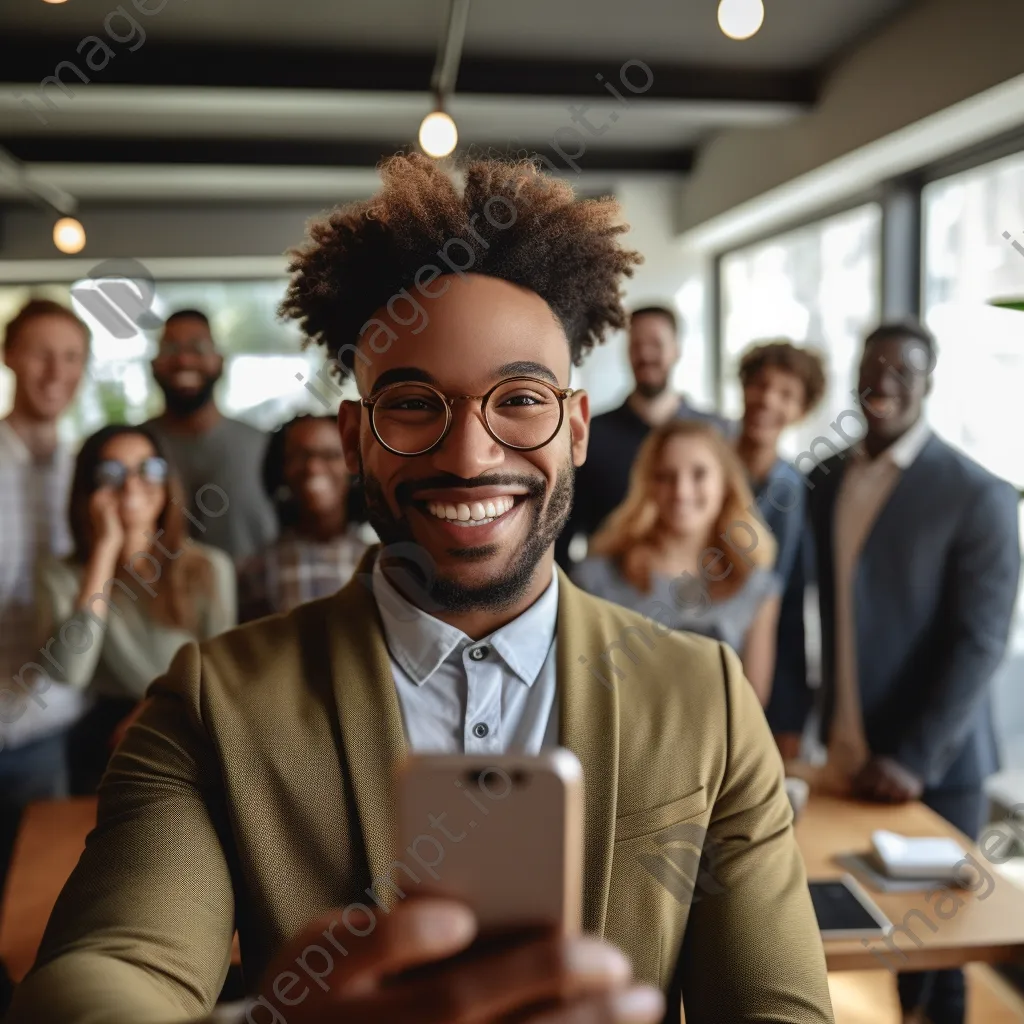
left=145, top=310, right=277, bottom=563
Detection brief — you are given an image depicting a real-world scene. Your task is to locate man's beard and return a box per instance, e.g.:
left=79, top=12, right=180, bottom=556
left=361, top=460, right=574, bottom=614
left=155, top=372, right=220, bottom=416
left=635, top=376, right=670, bottom=399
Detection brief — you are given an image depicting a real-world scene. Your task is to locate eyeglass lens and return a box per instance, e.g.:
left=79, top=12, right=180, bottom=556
left=95, top=457, right=169, bottom=490
left=371, top=380, right=563, bottom=454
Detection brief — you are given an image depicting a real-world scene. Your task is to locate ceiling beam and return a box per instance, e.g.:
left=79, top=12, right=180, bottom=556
left=0, top=38, right=819, bottom=105
left=0, top=136, right=696, bottom=173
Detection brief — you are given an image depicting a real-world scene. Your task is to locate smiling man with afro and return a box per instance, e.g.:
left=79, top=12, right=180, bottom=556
left=7, top=153, right=834, bottom=1024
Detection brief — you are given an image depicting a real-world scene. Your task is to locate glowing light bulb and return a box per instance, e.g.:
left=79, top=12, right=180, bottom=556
left=41, top=0, right=70, bottom=4
left=419, top=110, right=458, bottom=158
left=53, top=217, right=86, bottom=254
left=718, top=0, right=764, bottom=40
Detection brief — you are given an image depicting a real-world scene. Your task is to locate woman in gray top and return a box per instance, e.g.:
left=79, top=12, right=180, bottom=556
left=572, top=419, right=781, bottom=705
left=36, top=424, right=235, bottom=791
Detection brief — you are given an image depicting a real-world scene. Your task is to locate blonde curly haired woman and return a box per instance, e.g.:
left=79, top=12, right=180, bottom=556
left=572, top=419, right=780, bottom=704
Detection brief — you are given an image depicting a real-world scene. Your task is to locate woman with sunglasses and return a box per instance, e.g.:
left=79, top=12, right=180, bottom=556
left=36, top=424, right=236, bottom=793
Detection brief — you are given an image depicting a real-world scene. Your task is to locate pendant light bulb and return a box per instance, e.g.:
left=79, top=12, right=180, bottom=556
left=419, top=109, right=458, bottom=158
left=53, top=216, right=86, bottom=254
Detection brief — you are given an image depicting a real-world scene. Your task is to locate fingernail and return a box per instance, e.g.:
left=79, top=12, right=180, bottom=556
left=413, top=900, right=476, bottom=948
left=612, top=986, right=666, bottom=1022
left=565, top=938, right=630, bottom=981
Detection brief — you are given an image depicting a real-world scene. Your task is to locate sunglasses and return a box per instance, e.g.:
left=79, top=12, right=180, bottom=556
left=94, top=456, right=169, bottom=491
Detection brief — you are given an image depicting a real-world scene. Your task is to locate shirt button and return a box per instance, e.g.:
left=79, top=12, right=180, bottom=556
left=473, top=722, right=489, bottom=738
left=469, top=645, right=490, bottom=661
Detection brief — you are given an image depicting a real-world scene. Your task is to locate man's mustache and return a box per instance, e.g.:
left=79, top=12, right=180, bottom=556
left=393, top=472, right=547, bottom=508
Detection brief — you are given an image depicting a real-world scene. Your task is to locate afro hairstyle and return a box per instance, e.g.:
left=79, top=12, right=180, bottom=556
left=279, top=152, right=643, bottom=381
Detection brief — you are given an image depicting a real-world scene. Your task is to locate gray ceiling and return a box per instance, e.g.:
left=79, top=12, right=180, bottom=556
left=0, top=0, right=916, bottom=205
left=1, top=0, right=912, bottom=66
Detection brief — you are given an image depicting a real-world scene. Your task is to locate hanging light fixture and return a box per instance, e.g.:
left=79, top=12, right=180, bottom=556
left=0, top=146, right=83, bottom=252
left=53, top=216, right=86, bottom=254
left=718, top=0, right=765, bottom=40
left=419, top=104, right=458, bottom=159
left=419, top=0, right=469, bottom=159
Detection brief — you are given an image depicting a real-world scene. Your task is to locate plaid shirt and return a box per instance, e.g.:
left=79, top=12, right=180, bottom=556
left=236, top=526, right=371, bottom=623
left=0, top=421, right=87, bottom=750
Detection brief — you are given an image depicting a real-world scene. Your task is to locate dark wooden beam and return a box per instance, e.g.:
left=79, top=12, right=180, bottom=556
left=1, top=37, right=818, bottom=104
left=0, top=135, right=696, bottom=173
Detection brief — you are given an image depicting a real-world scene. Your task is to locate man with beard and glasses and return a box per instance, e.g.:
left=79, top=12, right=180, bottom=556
left=144, top=309, right=277, bottom=562
left=8, top=156, right=834, bottom=1024
left=555, top=306, right=733, bottom=569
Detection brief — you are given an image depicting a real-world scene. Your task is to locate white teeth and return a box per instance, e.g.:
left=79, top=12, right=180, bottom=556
left=426, top=495, right=518, bottom=524
left=305, top=476, right=331, bottom=495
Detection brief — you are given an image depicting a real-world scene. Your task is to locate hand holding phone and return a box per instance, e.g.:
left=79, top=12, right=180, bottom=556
left=254, top=898, right=666, bottom=1024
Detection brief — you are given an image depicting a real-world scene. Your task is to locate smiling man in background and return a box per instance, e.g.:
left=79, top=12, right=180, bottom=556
left=0, top=300, right=90, bottom=900
left=145, top=309, right=277, bottom=562
left=798, top=321, right=1021, bottom=1024
left=9, top=156, right=833, bottom=1024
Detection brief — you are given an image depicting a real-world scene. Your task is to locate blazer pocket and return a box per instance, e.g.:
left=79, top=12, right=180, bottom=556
left=614, top=786, right=708, bottom=844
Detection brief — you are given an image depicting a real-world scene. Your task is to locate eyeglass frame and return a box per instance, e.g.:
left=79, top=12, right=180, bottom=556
left=94, top=456, right=169, bottom=491
left=360, top=375, right=578, bottom=457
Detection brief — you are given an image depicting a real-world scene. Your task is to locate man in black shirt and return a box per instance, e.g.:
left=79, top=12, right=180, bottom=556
left=555, top=305, right=732, bottom=568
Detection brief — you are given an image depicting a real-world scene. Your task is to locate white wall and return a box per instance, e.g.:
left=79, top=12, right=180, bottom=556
left=680, top=0, right=1024, bottom=233
left=571, top=174, right=714, bottom=415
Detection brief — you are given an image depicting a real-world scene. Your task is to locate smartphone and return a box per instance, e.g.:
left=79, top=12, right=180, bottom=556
left=808, top=875, right=892, bottom=939
left=394, top=748, right=584, bottom=934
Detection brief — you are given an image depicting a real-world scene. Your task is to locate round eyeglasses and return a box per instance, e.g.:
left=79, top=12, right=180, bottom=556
left=94, top=456, right=169, bottom=491
left=361, top=376, right=576, bottom=457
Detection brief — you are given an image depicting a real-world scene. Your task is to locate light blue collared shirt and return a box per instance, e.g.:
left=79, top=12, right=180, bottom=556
left=371, top=558, right=560, bottom=754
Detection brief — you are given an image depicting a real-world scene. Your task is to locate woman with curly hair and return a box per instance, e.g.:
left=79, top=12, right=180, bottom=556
left=573, top=419, right=780, bottom=704
left=734, top=340, right=826, bottom=747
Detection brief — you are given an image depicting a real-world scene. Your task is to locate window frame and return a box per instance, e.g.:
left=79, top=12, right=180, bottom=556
left=712, top=127, right=1024, bottom=474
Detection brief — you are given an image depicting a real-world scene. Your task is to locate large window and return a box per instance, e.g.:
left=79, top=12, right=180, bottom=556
left=922, top=150, right=1024, bottom=489
left=719, top=203, right=883, bottom=458
left=923, top=150, right=1024, bottom=768
left=0, top=279, right=338, bottom=445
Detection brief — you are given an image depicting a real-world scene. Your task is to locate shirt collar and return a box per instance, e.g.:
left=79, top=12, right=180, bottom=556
left=372, top=558, right=559, bottom=688
left=0, top=419, right=70, bottom=469
left=882, top=418, right=931, bottom=469
left=0, top=420, right=30, bottom=465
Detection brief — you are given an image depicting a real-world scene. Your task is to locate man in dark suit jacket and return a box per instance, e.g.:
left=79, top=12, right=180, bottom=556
left=786, top=320, right=1020, bottom=1024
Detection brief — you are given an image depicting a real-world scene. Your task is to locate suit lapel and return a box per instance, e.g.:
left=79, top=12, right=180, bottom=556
left=859, top=435, right=943, bottom=561
left=327, top=551, right=408, bottom=904
left=555, top=566, right=619, bottom=937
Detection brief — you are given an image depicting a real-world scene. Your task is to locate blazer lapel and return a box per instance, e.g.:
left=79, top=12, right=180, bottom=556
left=327, top=550, right=408, bottom=904
left=556, top=566, right=619, bottom=937
left=859, top=434, right=943, bottom=560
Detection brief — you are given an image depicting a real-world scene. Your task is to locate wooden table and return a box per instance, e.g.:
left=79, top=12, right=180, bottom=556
left=4, top=793, right=1024, bottom=983
left=0, top=796, right=240, bottom=983
left=0, top=797, right=96, bottom=982
left=797, top=794, right=1024, bottom=972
